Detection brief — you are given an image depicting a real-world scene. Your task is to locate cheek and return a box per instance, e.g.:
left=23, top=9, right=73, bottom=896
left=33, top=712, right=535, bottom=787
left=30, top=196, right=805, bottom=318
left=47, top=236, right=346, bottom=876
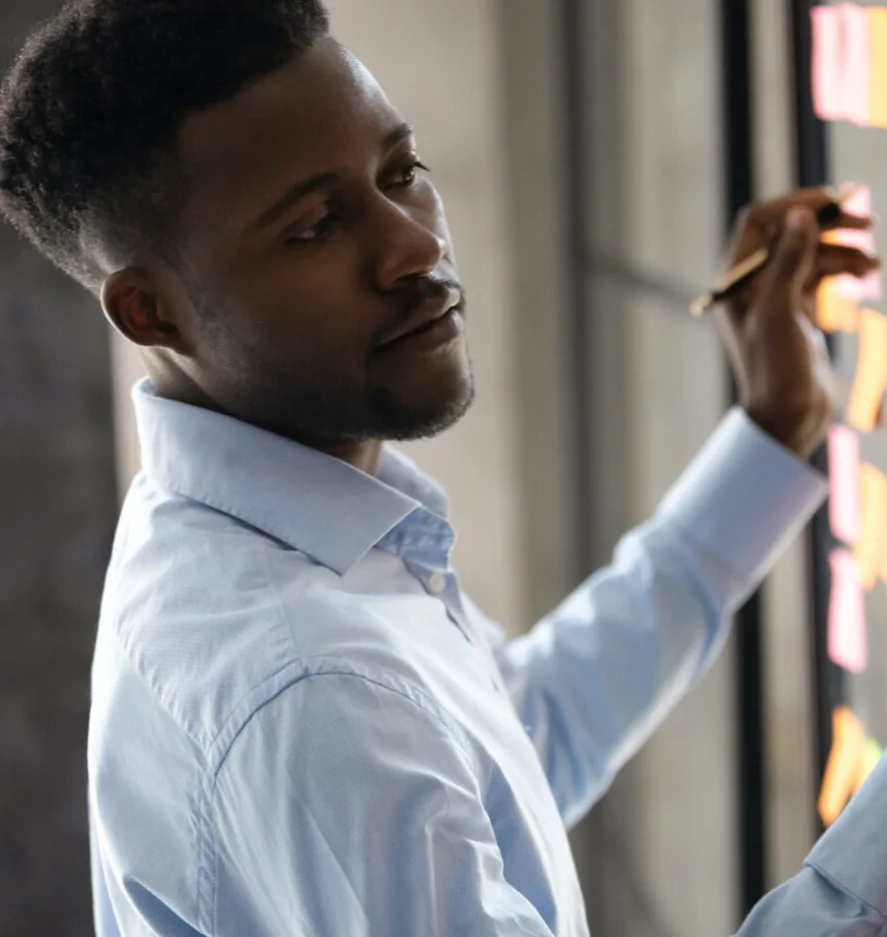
left=234, top=260, right=372, bottom=365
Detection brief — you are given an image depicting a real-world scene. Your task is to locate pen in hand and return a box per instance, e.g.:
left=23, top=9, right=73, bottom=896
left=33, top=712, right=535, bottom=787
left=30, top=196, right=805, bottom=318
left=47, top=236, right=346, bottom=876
left=690, top=184, right=862, bottom=317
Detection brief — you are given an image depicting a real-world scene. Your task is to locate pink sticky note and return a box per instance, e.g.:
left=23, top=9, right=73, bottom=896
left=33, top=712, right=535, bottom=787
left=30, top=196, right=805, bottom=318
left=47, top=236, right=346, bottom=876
left=828, top=548, right=868, bottom=673
left=812, top=6, right=845, bottom=121
left=841, top=3, right=872, bottom=126
left=836, top=262, right=881, bottom=302
left=829, top=425, right=861, bottom=544
left=842, top=186, right=874, bottom=234
left=838, top=187, right=875, bottom=255
left=833, top=186, right=882, bottom=301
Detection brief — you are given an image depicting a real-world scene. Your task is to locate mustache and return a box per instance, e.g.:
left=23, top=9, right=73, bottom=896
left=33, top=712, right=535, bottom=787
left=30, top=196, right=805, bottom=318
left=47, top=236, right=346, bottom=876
left=385, top=274, right=465, bottom=327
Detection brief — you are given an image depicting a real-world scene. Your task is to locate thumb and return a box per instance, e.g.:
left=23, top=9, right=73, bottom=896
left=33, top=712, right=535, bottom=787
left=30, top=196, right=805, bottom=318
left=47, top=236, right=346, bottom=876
left=758, top=206, right=818, bottom=314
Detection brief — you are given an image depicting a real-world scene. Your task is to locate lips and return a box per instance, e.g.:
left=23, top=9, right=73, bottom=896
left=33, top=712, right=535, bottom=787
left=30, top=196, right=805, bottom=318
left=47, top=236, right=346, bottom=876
left=375, top=290, right=462, bottom=349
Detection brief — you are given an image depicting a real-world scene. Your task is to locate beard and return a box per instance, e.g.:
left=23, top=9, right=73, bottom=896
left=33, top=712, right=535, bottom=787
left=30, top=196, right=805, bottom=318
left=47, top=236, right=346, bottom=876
left=192, top=275, right=475, bottom=450
left=360, top=374, right=477, bottom=443
left=215, top=344, right=477, bottom=451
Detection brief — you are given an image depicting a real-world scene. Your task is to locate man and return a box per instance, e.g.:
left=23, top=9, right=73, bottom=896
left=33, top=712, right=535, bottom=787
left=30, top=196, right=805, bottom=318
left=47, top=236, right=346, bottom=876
left=1, top=2, right=884, bottom=935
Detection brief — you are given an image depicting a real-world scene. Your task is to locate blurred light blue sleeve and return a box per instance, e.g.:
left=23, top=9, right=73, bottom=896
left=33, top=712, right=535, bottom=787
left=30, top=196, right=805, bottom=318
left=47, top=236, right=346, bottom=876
left=492, top=408, right=828, bottom=828
left=735, top=750, right=887, bottom=936
left=210, top=669, right=557, bottom=937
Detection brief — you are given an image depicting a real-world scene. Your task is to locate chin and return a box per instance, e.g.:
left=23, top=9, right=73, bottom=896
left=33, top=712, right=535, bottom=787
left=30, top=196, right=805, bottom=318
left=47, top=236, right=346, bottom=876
left=370, top=361, right=476, bottom=442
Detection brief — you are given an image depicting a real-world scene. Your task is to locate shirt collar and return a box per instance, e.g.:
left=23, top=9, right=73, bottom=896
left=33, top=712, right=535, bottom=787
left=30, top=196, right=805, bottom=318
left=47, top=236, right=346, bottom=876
left=131, top=377, right=450, bottom=575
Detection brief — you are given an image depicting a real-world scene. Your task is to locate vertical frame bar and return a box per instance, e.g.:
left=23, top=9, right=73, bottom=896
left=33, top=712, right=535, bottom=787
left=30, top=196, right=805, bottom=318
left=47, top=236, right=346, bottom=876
left=788, top=0, right=843, bottom=833
left=561, top=0, right=596, bottom=573
left=721, top=0, right=768, bottom=916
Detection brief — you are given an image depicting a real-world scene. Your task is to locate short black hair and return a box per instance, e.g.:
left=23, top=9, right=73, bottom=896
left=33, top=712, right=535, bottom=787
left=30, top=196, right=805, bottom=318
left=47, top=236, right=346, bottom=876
left=0, top=0, right=330, bottom=297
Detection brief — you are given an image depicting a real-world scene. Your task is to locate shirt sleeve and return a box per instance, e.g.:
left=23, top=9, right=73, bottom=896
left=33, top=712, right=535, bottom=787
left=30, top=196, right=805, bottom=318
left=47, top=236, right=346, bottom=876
left=210, top=668, right=556, bottom=937
left=493, top=408, right=828, bottom=829
left=735, top=750, right=887, bottom=936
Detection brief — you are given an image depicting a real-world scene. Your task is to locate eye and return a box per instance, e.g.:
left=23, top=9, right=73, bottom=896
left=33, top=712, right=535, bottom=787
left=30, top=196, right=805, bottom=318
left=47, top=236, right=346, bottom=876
left=390, top=160, right=431, bottom=188
left=284, top=212, right=338, bottom=246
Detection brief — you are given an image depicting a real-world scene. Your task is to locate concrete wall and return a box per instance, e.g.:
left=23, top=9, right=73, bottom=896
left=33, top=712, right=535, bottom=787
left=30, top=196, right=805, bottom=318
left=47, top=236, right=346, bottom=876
left=575, top=1, right=823, bottom=931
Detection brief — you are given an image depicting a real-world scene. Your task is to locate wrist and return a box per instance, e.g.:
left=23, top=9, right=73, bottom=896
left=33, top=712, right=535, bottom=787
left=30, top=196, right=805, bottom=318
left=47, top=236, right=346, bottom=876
left=744, top=403, right=827, bottom=460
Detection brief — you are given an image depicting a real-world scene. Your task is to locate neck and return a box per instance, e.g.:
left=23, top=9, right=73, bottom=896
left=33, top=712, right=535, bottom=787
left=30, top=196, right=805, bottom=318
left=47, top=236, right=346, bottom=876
left=315, top=439, right=384, bottom=477
left=146, top=362, right=385, bottom=477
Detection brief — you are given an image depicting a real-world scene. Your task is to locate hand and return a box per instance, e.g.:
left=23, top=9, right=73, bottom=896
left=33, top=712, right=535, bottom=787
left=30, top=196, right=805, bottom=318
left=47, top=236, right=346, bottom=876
left=715, top=188, right=880, bottom=459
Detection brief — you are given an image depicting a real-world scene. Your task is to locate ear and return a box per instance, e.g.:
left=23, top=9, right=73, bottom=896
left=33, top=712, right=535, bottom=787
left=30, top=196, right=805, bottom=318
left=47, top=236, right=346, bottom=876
left=100, top=267, right=191, bottom=353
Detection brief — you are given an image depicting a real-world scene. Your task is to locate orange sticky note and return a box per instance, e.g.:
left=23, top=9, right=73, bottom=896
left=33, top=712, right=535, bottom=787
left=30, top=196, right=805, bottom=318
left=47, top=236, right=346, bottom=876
left=828, top=425, right=861, bottom=544
left=848, top=308, right=887, bottom=431
left=812, top=6, right=845, bottom=121
left=855, top=463, right=887, bottom=589
left=828, top=548, right=868, bottom=673
left=870, top=8, right=887, bottom=127
left=819, top=705, right=865, bottom=827
left=817, top=278, right=859, bottom=333
left=841, top=3, right=872, bottom=126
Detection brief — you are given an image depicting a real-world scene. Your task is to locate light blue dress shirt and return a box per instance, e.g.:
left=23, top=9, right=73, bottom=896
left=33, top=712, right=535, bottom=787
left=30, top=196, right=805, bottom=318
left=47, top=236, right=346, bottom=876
left=88, top=376, right=883, bottom=937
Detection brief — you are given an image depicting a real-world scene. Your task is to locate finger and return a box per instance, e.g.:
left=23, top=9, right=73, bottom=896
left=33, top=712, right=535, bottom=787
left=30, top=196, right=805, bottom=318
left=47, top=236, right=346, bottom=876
left=820, top=211, right=874, bottom=233
left=743, top=187, right=843, bottom=231
left=755, top=206, right=819, bottom=318
left=755, top=211, right=874, bottom=266
left=729, top=188, right=871, bottom=267
left=809, top=244, right=882, bottom=285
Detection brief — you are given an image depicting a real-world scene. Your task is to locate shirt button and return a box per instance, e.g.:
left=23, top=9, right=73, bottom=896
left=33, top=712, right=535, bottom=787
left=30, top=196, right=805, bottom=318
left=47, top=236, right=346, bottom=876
left=428, top=572, right=447, bottom=595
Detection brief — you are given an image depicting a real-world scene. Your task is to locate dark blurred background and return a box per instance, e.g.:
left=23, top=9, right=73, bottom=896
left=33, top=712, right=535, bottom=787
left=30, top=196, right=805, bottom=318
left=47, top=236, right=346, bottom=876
left=1, top=3, right=118, bottom=933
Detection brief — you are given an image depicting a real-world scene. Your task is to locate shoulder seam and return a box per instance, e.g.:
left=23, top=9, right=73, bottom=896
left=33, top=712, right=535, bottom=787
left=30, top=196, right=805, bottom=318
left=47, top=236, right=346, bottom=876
left=211, top=663, right=473, bottom=779
left=197, top=661, right=475, bottom=935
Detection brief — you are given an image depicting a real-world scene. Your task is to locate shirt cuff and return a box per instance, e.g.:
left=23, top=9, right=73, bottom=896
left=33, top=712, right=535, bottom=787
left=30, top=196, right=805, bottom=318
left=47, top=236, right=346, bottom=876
left=658, top=407, right=829, bottom=588
left=806, top=750, right=887, bottom=918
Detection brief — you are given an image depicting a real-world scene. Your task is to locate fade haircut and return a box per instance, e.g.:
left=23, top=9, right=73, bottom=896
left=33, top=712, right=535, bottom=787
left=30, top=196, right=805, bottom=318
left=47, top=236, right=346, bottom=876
left=0, top=0, right=330, bottom=297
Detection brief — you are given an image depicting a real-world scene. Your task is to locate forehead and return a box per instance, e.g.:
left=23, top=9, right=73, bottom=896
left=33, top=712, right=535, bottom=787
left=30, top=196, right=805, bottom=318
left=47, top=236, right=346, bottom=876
left=176, top=40, right=402, bottom=228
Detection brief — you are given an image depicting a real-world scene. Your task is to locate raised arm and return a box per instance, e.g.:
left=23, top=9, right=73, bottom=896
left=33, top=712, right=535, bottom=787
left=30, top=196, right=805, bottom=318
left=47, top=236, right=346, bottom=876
left=494, top=409, right=826, bottom=827
left=490, top=192, right=875, bottom=828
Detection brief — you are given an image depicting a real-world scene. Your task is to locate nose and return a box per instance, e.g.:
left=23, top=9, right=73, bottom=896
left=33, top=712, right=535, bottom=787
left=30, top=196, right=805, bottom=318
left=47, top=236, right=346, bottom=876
left=369, top=197, right=448, bottom=291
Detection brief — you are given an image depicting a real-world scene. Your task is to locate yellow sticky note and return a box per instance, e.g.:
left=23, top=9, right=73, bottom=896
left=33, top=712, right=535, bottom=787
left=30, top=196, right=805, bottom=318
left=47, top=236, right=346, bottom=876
left=817, top=278, right=859, bottom=333
left=848, top=308, right=887, bottom=431
left=855, top=464, right=887, bottom=590
left=871, top=9, right=887, bottom=128
left=819, top=705, right=865, bottom=827
left=856, top=737, right=884, bottom=791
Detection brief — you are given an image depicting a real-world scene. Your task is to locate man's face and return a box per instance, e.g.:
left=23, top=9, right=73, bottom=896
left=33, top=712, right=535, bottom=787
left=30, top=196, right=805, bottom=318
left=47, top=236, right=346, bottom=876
left=169, top=37, right=473, bottom=447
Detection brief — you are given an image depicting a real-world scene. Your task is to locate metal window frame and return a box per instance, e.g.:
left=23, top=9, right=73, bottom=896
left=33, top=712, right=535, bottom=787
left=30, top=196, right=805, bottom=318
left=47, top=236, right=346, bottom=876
left=789, top=0, right=846, bottom=835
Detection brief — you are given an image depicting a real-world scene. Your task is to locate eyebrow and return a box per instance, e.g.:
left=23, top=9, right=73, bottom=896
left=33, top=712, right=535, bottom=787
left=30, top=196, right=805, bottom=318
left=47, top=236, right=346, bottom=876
left=249, top=121, right=416, bottom=233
